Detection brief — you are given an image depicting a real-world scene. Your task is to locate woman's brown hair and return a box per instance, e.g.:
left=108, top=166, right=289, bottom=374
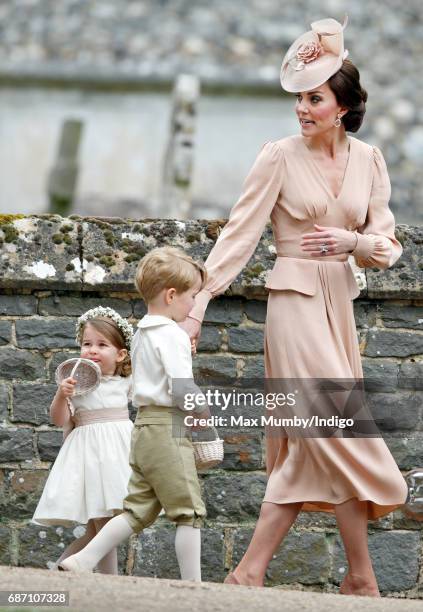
left=328, top=59, right=368, bottom=133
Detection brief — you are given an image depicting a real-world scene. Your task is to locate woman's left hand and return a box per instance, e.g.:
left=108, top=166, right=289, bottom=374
left=300, top=224, right=357, bottom=257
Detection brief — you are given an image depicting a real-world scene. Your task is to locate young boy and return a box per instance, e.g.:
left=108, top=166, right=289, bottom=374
left=59, top=246, right=211, bottom=581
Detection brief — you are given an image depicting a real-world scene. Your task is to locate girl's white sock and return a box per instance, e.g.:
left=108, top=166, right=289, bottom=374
left=174, top=525, right=201, bottom=582
left=71, top=514, right=134, bottom=570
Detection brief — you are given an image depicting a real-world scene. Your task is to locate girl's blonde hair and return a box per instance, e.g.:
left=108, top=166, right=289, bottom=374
left=135, top=246, right=207, bottom=302
left=80, top=318, right=131, bottom=377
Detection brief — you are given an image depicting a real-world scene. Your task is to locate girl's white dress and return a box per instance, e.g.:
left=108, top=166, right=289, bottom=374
left=32, top=375, right=133, bottom=526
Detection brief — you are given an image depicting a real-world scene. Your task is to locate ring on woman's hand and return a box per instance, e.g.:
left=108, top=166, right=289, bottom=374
left=320, top=243, right=329, bottom=253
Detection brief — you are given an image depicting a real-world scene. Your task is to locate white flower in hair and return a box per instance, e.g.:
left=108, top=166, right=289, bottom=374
left=76, top=306, right=133, bottom=349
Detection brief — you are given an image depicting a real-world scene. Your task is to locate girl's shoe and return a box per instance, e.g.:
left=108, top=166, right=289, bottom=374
left=58, top=555, right=90, bottom=574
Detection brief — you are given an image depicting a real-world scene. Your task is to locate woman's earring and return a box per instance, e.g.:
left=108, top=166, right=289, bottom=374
left=334, top=113, right=342, bottom=128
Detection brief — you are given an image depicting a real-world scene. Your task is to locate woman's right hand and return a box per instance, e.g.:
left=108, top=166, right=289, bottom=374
left=178, top=317, right=202, bottom=354
left=59, top=377, right=77, bottom=398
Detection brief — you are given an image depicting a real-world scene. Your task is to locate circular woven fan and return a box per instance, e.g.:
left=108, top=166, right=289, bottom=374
left=55, top=358, right=102, bottom=397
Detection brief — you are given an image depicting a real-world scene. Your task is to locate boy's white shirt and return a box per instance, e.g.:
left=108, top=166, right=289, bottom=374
left=131, top=314, right=206, bottom=412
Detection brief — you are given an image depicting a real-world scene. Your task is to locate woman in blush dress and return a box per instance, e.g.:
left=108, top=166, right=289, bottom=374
left=179, top=16, right=407, bottom=597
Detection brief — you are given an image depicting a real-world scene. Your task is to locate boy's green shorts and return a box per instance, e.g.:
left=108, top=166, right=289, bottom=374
left=122, top=405, right=206, bottom=532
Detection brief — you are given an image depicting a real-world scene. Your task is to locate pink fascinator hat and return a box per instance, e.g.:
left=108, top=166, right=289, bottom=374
left=280, top=16, right=349, bottom=92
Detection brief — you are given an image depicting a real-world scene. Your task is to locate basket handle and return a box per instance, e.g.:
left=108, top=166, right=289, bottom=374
left=209, top=425, right=221, bottom=441
left=70, top=358, right=82, bottom=379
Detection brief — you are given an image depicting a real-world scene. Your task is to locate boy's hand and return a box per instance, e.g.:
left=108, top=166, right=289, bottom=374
left=190, top=409, right=212, bottom=431
left=59, top=377, right=77, bottom=397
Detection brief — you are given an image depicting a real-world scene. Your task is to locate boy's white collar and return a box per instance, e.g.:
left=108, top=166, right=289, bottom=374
left=137, top=314, right=178, bottom=329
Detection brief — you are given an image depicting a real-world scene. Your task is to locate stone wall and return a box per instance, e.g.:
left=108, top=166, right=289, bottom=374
left=0, top=214, right=422, bottom=597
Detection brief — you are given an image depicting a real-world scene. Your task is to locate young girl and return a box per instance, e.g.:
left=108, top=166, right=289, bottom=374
left=32, top=306, right=134, bottom=575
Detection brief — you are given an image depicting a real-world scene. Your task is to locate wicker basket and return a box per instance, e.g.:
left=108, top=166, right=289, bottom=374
left=55, top=358, right=102, bottom=397
left=192, top=426, right=224, bottom=471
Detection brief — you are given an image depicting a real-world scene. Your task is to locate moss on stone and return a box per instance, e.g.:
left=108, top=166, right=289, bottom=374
left=0, top=214, right=25, bottom=226
left=52, top=234, right=63, bottom=244
left=186, top=232, right=199, bottom=243
left=63, top=235, right=73, bottom=245
left=244, top=262, right=265, bottom=279
left=98, top=255, right=115, bottom=268
left=103, top=230, right=115, bottom=246
left=124, top=253, right=142, bottom=263
left=65, top=263, right=75, bottom=271
left=60, top=224, right=74, bottom=234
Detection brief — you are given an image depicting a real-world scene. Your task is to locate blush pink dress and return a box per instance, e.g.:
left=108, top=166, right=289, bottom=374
left=189, top=134, right=408, bottom=520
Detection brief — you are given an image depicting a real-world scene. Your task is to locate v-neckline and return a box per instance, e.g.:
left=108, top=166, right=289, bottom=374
left=301, top=135, right=353, bottom=201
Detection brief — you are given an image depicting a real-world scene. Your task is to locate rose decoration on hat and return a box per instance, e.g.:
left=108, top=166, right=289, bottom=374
left=280, top=15, right=349, bottom=92
left=294, top=41, right=322, bottom=71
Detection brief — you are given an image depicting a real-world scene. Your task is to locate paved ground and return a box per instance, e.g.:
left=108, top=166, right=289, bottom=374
left=0, top=566, right=422, bottom=612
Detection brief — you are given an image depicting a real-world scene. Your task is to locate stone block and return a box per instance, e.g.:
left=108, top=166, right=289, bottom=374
left=0, top=428, right=33, bottom=462
left=221, top=432, right=263, bottom=471
left=0, top=294, right=37, bottom=315
left=0, top=383, right=9, bottom=421
left=379, top=304, right=423, bottom=330
left=16, top=319, right=78, bottom=350
left=0, top=216, right=81, bottom=290
left=367, top=392, right=421, bottom=430
left=0, top=469, right=49, bottom=518
left=362, top=358, right=399, bottom=392
left=37, top=430, right=62, bottom=462
left=201, top=528, right=226, bottom=583
left=193, top=355, right=238, bottom=383
left=398, top=361, right=423, bottom=390
left=203, top=299, right=243, bottom=325
left=385, top=435, right=423, bottom=470
left=242, top=357, right=265, bottom=378
left=197, top=326, right=222, bottom=352
left=201, top=472, right=266, bottom=522
left=133, top=524, right=179, bottom=579
left=364, top=330, right=423, bottom=358
left=332, top=531, right=420, bottom=592
left=0, top=348, right=46, bottom=381
left=39, top=295, right=132, bottom=317
left=0, top=525, right=11, bottom=565
left=227, top=328, right=264, bottom=353
left=12, top=384, right=57, bottom=425
left=244, top=299, right=267, bottom=323
left=18, top=523, right=127, bottom=572
left=232, top=528, right=330, bottom=586
left=133, top=300, right=147, bottom=318
left=366, top=225, right=423, bottom=299
left=0, top=321, right=12, bottom=345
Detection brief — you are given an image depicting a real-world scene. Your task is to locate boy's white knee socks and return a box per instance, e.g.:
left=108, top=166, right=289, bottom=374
left=174, top=525, right=201, bottom=582
left=69, top=516, right=201, bottom=581
left=72, top=514, right=134, bottom=570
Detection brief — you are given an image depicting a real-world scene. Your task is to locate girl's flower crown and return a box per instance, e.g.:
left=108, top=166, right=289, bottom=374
left=76, top=307, right=133, bottom=350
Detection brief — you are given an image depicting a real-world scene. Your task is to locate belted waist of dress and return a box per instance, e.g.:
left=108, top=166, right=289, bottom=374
left=73, top=408, right=130, bottom=427
left=276, top=253, right=349, bottom=263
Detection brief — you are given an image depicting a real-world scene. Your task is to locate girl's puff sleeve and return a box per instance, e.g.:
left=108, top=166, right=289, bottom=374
left=351, top=146, right=403, bottom=270
left=189, top=141, right=285, bottom=323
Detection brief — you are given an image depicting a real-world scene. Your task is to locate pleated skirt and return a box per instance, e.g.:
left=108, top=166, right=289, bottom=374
left=262, top=259, right=408, bottom=520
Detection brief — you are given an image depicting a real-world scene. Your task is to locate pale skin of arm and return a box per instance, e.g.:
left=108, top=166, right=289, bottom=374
left=50, top=376, right=77, bottom=427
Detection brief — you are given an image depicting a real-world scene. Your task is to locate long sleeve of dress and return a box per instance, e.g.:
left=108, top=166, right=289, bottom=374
left=189, top=141, right=285, bottom=323
left=351, top=146, right=403, bottom=270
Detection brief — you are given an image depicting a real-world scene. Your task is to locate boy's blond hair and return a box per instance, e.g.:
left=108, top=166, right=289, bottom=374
left=135, top=246, right=207, bottom=303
